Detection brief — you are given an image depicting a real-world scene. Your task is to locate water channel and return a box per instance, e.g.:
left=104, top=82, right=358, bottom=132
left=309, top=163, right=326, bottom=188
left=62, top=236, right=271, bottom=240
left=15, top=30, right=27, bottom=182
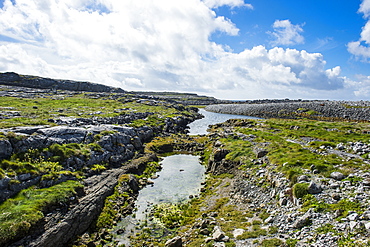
left=188, top=108, right=259, bottom=135
left=115, top=109, right=259, bottom=245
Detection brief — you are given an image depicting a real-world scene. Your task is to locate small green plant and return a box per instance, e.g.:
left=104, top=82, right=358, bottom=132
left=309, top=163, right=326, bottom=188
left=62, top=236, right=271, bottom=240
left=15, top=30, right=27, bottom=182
left=286, top=238, right=298, bottom=247
left=261, top=238, right=284, bottom=247
left=316, top=223, right=335, bottom=234
left=236, top=228, right=268, bottom=239
left=259, top=210, right=270, bottom=221
left=91, top=164, right=106, bottom=172
left=268, top=226, right=278, bottom=234
left=293, top=183, right=309, bottom=198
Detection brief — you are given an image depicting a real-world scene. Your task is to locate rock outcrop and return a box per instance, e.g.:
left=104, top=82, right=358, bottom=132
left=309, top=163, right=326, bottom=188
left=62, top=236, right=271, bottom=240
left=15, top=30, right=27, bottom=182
left=0, top=72, right=125, bottom=93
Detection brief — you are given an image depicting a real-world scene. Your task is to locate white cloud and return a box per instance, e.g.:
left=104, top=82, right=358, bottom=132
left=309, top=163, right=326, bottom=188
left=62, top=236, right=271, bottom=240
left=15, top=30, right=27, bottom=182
left=348, top=0, right=370, bottom=60
left=359, top=0, right=370, bottom=18
left=268, top=19, right=304, bottom=46
left=203, top=0, right=253, bottom=9
left=0, top=0, right=350, bottom=100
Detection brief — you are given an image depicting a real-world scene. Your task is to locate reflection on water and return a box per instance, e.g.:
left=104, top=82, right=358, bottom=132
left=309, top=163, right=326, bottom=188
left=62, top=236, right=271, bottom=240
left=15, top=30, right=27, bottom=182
left=134, top=154, right=205, bottom=221
left=115, top=109, right=258, bottom=245
left=115, top=154, right=205, bottom=245
left=187, top=108, right=260, bottom=135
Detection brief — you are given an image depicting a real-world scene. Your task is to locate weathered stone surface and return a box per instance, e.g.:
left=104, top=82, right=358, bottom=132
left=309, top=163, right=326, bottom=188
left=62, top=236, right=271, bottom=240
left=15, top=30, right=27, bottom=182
left=254, top=148, right=268, bottom=158
left=205, top=100, right=370, bottom=121
left=0, top=139, right=12, bottom=159
left=212, top=226, right=226, bottom=242
left=233, top=229, right=244, bottom=238
left=307, top=181, right=322, bottom=194
left=27, top=168, right=125, bottom=247
left=37, top=126, right=87, bottom=144
left=297, top=175, right=310, bottom=183
left=330, top=171, right=345, bottom=181
left=0, top=72, right=125, bottom=93
left=293, top=212, right=312, bottom=229
left=165, top=236, right=182, bottom=247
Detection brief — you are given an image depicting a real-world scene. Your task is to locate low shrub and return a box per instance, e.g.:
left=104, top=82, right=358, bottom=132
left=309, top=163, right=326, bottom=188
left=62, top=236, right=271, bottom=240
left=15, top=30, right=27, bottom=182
left=293, top=183, right=309, bottom=198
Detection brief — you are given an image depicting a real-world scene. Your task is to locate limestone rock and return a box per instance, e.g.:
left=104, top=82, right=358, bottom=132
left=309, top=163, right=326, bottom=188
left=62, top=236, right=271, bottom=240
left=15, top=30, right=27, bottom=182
left=0, top=139, right=12, bottom=159
left=233, top=229, right=244, bottom=238
left=165, top=236, right=182, bottom=247
left=212, top=226, right=225, bottom=242
left=307, top=181, right=322, bottom=194
left=330, top=172, right=345, bottom=181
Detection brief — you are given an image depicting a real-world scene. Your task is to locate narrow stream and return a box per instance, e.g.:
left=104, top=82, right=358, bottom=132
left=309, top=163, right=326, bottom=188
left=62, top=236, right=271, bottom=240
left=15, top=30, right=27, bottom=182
left=115, top=109, right=258, bottom=245
left=188, top=108, right=260, bottom=135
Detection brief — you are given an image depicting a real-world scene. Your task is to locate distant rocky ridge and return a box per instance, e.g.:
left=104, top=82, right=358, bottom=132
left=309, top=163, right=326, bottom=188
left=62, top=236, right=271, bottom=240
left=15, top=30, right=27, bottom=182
left=206, top=101, right=370, bottom=121
left=0, top=72, right=228, bottom=105
left=0, top=72, right=126, bottom=93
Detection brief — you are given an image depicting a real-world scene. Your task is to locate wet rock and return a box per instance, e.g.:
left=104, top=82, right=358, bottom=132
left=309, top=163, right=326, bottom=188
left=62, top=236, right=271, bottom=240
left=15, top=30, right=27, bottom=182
left=213, top=148, right=230, bottom=162
left=128, top=174, right=140, bottom=193
left=18, top=173, right=31, bottom=181
left=0, top=177, right=10, bottom=189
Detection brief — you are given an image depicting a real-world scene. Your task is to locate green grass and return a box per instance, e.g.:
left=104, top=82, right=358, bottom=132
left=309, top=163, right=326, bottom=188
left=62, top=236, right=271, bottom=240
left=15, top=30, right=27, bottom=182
left=46, top=143, right=90, bottom=162
left=212, top=118, right=370, bottom=182
left=0, top=159, right=63, bottom=177
left=0, top=95, right=195, bottom=128
left=95, top=174, right=130, bottom=229
left=301, top=194, right=362, bottom=216
left=293, top=183, right=309, bottom=198
left=261, top=238, right=284, bottom=247
left=0, top=180, right=83, bottom=245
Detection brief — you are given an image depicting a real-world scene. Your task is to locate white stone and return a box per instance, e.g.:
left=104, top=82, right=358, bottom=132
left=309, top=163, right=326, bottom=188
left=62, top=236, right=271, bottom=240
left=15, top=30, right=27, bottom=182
left=232, top=228, right=245, bottom=238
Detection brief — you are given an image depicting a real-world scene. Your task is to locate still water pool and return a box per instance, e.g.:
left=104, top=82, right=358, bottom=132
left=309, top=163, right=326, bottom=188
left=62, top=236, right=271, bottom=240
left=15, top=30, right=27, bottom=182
left=115, top=154, right=205, bottom=245
left=116, top=109, right=257, bottom=244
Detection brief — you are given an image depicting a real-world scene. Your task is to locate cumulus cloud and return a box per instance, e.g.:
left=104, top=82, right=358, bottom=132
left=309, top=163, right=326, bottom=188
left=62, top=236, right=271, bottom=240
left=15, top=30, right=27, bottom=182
left=348, top=0, right=370, bottom=60
left=268, top=19, right=304, bottom=46
left=203, top=0, right=253, bottom=9
left=0, top=0, right=346, bottom=100
left=359, top=0, right=370, bottom=18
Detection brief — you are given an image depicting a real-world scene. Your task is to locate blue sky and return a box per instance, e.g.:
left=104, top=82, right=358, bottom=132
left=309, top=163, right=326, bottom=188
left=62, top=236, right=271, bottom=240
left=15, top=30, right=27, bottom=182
left=212, top=0, right=365, bottom=75
left=0, top=0, right=370, bottom=100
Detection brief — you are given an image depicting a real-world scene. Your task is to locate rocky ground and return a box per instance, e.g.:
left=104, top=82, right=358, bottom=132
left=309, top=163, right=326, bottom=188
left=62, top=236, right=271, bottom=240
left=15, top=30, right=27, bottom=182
left=0, top=77, right=205, bottom=247
left=168, top=118, right=370, bottom=247
left=126, top=117, right=370, bottom=247
left=1, top=72, right=370, bottom=247
left=205, top=101, right=370, bottom=121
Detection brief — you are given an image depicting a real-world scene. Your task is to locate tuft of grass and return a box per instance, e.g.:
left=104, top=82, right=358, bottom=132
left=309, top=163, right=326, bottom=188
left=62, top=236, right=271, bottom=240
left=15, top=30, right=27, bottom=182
left=0, top=181, right=83, bottom=245
left=293, top=183, right=309, bottom=198
left=301, top=194, right=362, bottom=217
left=261, top=238, right=284, bottom=247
